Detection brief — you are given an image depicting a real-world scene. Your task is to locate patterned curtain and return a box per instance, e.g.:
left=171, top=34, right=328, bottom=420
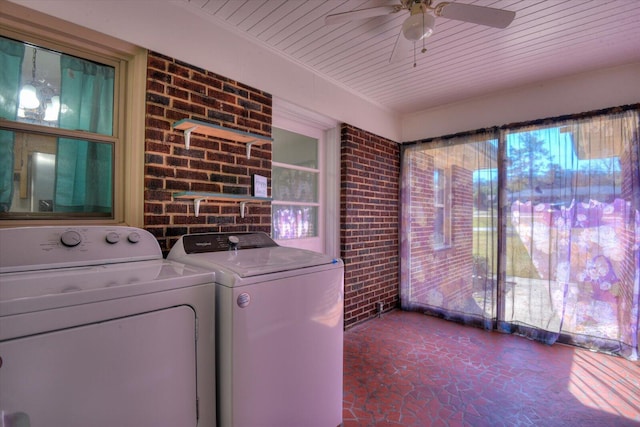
left=503, top=109, right=640, bottom=359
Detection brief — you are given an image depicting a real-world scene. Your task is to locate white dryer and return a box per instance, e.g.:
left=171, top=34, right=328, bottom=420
left=0, top=226, right=216, bottom=427
left=168, top=232, right=344, bottom=427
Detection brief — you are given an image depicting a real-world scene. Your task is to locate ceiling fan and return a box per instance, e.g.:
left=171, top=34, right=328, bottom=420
left=325, top=0, right=516, bottom=64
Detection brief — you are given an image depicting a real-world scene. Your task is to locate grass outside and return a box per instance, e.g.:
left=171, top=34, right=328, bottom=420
left=472, top=211, right=537, bottom=279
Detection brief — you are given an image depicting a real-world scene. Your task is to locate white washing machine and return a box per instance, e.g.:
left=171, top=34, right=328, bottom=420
left=168, top=232, right=344, bottom=427
left=0, top=226, right=216, bottom=427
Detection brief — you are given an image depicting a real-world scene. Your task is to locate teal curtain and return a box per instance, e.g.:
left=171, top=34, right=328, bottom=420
left=55, top=56, right=114, bottom=212
left=0, top=38, right=24, bottom=211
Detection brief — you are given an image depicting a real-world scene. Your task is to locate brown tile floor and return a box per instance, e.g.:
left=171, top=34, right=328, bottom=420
left=343, top=310, right=640, bottom=427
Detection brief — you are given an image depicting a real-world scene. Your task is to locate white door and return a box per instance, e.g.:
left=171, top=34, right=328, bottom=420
left=272, top=98, right=339, bottom=256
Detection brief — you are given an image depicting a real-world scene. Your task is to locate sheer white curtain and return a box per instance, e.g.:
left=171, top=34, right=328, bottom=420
left=503, top=109, right=640, bottom=359
left=400, top=106, right=640, bottom=360
left=400, top=131, right=499, bottom=330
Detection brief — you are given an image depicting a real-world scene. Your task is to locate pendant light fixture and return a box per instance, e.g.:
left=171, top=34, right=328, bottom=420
left=19, top=49, right=41, bottom=110
left=18, top=46, right=60, bottom=123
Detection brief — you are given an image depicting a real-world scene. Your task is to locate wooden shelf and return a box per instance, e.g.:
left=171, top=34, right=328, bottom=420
left=172, top=119, right=272, bottom=158
left=173, top=191, right=272, bottom=218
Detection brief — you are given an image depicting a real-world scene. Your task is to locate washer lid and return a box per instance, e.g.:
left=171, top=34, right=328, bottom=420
left=168, top=232, right=341, bottom=278
left=174, top=245, right=339, bottom=278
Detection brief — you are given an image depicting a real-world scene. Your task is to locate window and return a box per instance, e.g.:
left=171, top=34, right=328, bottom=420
left=1, top=38, right=115, bottom=218
left=0, top=7, right=146, bottom=226
left=272, top=127, right=320, bottom=241
left=272, top=98, right=339, bottom=256
left=434, top=167, right=450, bottom=247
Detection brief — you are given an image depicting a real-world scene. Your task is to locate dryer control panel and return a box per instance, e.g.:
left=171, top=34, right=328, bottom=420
left=0, top=226, right=162, bottom=273
left=182, top=232, right=278, bottom=254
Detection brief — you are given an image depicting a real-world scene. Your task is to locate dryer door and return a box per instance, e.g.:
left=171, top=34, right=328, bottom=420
left=0, top=306, right=197, bottom=427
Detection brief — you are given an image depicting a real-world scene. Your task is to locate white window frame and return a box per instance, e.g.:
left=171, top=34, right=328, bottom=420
left=272, top=98, right=338, bottom=256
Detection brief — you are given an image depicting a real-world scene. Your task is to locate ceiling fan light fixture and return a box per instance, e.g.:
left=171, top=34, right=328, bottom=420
left=402, top=11, right=435, bottom=41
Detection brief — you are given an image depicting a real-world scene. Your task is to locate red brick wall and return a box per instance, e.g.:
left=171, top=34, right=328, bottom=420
left=143, top=53, right=403, bottom=328
left=449, top=164, right=475, bottom=297
left=341, top=124, right=400, bottom=328
left=144, top=51, right=273, bottom=253
left=404, top=150, right=435, bottom=303
left=403, top=150, right=474, bottom=314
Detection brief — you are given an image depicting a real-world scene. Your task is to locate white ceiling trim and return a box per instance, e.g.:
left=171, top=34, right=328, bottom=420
left=176, top=0, right=395, bottom=114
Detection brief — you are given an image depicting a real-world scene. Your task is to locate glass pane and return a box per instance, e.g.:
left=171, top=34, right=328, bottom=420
left=272, top=128, right=318, bottom=168
left=272, top=166, right=318, bottom=203
left=434, top=207, right=444, bottom=245
left=504, top=112, right=638, bottom=348
left=272, top=205, right=318, bottom=240
left=400, top=135, right=499, bottom=324
left=0, top=130, right=113, bottom=218
left=2, top=36, right=115, bottom=135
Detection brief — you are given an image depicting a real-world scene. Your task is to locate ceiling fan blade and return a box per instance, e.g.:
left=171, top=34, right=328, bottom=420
left=389, top=28, right=411, bottom=64
left=438, top=3, right=515, bottom=29
left=325, top=5, right=397, bottom=26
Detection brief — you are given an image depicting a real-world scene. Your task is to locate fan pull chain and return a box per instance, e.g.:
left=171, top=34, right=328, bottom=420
left=413, top=40, right=427, bottom=68
left=413, top=42, right=417, bottom=68
left=32, top=48, right=37, bottom=80
left=412, top=11, right=428, bottom=67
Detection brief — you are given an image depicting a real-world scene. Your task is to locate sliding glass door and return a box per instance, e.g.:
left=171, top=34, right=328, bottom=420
left=400, top=131, right=499, bottom=329
left=503, top=111, right=639, bottom=356
left=400, top=107, right=639, bottom=360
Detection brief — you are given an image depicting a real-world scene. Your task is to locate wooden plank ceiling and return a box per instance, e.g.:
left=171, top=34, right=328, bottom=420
left=181, top=0, right=640, bottom=114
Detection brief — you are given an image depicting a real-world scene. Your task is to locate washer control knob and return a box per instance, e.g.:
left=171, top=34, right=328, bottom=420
left=60, top=230, right=82, bottom=247
left=127, top=232, right=141, bottom=244
left=105, top=232, right=120, bottom=244
left=228, top=235, right=240, bottom=250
